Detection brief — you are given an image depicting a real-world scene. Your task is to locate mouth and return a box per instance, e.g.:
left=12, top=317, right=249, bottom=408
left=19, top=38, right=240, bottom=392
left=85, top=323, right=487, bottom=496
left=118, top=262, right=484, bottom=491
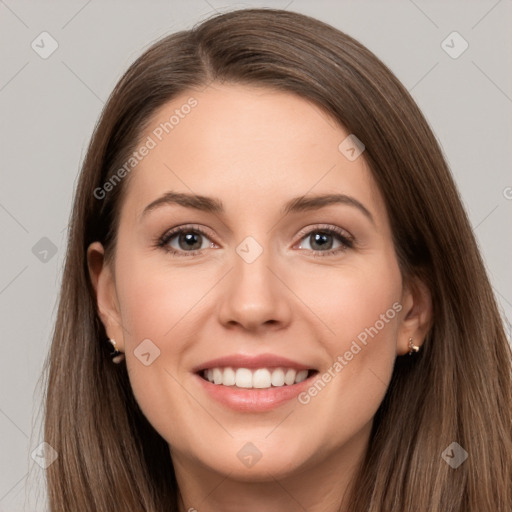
left=193, top=354, right=319, bottom=412
left=198, top=366, right=318, bottom=389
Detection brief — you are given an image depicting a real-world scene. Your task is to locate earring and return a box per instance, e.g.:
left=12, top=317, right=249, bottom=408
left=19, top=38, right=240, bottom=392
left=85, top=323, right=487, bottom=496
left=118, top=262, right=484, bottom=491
left=408, top=337, right=420, bottom=355
left=108, top=338, right=125, bottom=363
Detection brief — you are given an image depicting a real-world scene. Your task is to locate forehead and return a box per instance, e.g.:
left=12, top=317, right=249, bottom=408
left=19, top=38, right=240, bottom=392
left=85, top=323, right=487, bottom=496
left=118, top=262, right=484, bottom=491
left=120, top=83, right=385, bottom=222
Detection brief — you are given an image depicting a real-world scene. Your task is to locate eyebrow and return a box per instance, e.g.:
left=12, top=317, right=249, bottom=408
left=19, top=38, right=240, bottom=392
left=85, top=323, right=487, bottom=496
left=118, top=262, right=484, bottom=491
left=141, top=191, right=374, bottom=224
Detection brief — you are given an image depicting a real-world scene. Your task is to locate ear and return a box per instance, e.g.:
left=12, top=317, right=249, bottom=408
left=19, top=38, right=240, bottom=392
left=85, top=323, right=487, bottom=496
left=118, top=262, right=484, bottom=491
left=87, top=242, right=125, bottom=351
left=396, top=275, right=433, bottom=356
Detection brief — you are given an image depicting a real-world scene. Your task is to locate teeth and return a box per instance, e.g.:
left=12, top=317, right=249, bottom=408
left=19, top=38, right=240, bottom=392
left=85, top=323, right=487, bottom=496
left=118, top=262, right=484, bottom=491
left=295, top=369, right=308, bottom=383
left=223, top=367, right=236, bottom=386
left=202, top=367, right=311, bottom=389
left=235, top=368, right=253, bottom=388
left=253, top=369, right=271, bottom=388
left=212, top=368, right=223, bottom=385
left=284, top=368, right=296, bottom=385
left=271, top=368, right=285, bottom=387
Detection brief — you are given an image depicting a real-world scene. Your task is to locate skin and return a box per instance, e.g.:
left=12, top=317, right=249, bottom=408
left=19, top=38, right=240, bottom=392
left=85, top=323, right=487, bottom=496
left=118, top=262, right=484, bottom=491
left=88, top=84, right=432, bottom=512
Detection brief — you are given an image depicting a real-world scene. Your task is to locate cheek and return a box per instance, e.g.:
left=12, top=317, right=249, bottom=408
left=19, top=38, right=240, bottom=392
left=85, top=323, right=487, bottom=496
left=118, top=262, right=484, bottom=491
left=113, top=258, right=203, bottom=443
left=115, top=254, right=210, bottom=346
left=292, top=252, right=402, bottom=436
left=113, top=253, right=225, bottom=437
left=293, top=251, right=402, bottom=352
left=329, top=257, right=402, bottom=380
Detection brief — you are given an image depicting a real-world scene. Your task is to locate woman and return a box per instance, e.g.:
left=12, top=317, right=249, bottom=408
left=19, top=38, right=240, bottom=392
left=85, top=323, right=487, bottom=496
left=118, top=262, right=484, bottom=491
left=43, top=8, right=512, bottom=511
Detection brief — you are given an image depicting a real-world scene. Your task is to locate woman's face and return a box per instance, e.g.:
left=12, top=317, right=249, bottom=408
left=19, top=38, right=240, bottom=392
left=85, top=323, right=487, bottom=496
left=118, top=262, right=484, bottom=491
left=91, top=83, right=422, bottom=481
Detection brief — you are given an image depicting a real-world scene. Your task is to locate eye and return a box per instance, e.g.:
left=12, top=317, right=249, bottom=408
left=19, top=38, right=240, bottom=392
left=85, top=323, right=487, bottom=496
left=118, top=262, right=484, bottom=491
left=157, top=225, right=216, bottom=257
left=156, top=224, right=354, bottom=258
left=296, top=225, right=354, bottom=256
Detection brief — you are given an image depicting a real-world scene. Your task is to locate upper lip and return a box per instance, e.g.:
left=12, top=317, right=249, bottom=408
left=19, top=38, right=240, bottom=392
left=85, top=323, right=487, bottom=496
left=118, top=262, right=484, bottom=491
left=192, top=353, right=315, bottom=373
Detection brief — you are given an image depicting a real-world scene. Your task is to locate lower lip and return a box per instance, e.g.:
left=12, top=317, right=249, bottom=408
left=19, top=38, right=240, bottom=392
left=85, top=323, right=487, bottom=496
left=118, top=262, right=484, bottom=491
left=194, top=372, right=316, bottom=412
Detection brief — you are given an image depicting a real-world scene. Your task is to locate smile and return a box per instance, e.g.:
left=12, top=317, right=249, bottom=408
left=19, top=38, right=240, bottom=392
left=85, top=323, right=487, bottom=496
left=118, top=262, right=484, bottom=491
left=193, top=354, right=319, bottom=411
left=201, top=367, right=312, bottom=388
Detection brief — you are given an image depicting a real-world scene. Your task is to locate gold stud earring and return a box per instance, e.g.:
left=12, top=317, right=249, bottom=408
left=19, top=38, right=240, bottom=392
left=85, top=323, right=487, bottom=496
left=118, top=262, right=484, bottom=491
left=108, top=338, right=125, bottom=363
left=408, top=337, right=420, bottom=355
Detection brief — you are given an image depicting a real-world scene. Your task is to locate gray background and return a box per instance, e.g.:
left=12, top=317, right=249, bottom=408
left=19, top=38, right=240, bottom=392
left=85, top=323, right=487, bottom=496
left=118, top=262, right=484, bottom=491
left=1, top=0, right=511, bottom=510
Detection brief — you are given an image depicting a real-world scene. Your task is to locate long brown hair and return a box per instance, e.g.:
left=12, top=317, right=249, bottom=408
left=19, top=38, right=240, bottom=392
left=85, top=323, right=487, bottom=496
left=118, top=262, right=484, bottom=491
left=43, top=8, right=512, bottom=511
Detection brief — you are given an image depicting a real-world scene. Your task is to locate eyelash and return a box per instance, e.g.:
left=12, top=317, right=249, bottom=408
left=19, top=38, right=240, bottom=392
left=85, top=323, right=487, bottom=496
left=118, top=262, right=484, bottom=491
left=156, top=224, right=354, bottom=258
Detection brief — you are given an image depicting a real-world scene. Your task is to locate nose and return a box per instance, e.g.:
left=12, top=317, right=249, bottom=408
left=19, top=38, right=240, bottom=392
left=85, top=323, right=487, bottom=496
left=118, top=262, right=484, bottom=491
left=217, top=243, right=293, bottom=333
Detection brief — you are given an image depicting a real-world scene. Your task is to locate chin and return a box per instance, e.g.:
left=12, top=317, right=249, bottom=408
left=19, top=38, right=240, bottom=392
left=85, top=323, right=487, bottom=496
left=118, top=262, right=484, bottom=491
left=184, top=434, right=317, bottom=481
